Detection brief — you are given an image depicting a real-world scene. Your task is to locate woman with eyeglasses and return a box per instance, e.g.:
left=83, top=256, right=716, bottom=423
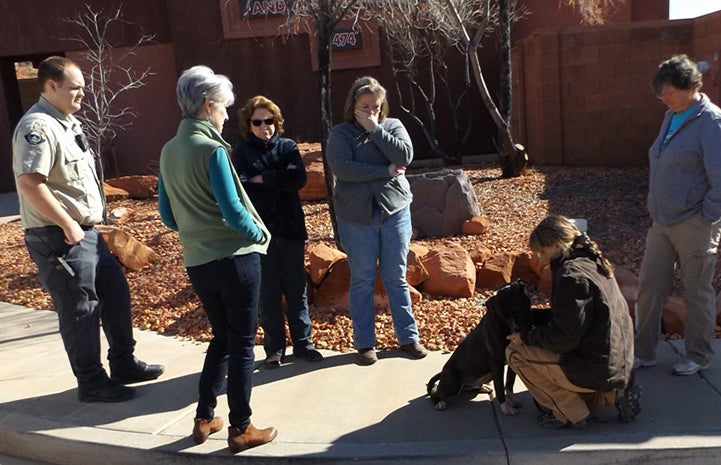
left=326, top=76, right=427, bottom=365
left=231, top=95, right=323, bottom=369
left=635, top=55, right=721, bottom=376
left=158, top=67, right=277, bottom=452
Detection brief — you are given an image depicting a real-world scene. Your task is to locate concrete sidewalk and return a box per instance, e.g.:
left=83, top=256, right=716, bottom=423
left=2, top=302, right=721, bottom=465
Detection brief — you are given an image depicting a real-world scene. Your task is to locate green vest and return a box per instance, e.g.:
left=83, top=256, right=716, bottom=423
left=159, top=118, right=270, bottom=267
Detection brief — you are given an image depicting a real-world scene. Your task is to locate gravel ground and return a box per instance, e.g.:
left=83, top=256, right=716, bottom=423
left=2, top=163, right=698, bottom=353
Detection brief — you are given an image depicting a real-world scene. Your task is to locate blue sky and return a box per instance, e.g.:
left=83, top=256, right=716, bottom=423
left=669, top=0, right=721, bottom=19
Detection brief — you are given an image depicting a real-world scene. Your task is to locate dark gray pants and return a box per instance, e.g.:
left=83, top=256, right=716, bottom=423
left=25, top=226, right=136, bottom=389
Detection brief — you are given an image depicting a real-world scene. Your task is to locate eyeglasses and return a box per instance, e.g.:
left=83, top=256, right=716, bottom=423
left=251, top=118, right=275, bottom=127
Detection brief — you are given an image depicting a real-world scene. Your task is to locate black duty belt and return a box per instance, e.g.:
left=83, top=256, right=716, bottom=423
left=26, top=224, right=95, bottom=233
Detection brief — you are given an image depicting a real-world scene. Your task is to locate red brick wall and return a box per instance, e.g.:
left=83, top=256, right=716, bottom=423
left=515, top=12, right=721, bottom=167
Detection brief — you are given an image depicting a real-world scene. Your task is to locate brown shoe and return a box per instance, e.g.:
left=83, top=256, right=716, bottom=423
left=227, top=424, right=278, bottom=453
left=192, top=416, right=223, bottom=444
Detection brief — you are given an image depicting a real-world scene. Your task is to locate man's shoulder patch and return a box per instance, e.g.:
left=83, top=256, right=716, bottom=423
left=24, top=131, right=46, bottom=146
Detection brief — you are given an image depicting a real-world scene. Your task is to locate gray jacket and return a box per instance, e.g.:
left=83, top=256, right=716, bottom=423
left=648, top=94, right=721, bottom=225
left=326, top=118, right=413, bottom=224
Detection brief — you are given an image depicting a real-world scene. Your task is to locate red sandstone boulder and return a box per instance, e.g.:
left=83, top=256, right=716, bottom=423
left=462, top=215, right=491, bottom=235
left=103, top=182, right=129, bottom=202
left=96, top=225, right=158, bottom=271
left=307, top=243, right=346, bottom=286
left=420, top=245, right=475, bottom=298
left=476, top=251, right=515, bottom=290
left=105, top=175, right=157, bottom=199
left=511, top=251, right=539, bottom=288
left=313, top=258, right=351, bottom=309
left=313, top=258, right=422, bottom=310
left=469, top=245, right=493, bottom=266
left=407, top=244, right=430, bottom=287
left=298, top=143, right=327, bottom=201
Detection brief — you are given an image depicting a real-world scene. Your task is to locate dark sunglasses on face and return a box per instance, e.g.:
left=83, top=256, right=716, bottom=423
left=251, top=118, right=275, bottom=127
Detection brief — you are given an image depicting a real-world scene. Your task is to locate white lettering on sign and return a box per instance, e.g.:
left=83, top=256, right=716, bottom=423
left=332, top=29, right=362, bottom=50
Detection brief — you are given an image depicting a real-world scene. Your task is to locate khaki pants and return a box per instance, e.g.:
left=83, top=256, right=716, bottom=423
left=506, top=343, right=615, bottom=424
left=635, top=214, right=721, bottom=365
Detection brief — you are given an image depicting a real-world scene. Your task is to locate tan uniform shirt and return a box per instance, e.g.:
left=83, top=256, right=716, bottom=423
left=12, top=97, right=104, bottom=229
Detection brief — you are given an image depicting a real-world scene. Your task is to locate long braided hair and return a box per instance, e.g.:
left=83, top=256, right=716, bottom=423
left=529, top=215, right=614, bottom=278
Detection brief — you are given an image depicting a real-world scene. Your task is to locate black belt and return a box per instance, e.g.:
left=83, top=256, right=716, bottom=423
left=26, top=224, right=95, bottom=233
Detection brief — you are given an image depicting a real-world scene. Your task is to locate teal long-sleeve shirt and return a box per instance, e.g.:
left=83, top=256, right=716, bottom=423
left=158, top=147, right=263, bottom=242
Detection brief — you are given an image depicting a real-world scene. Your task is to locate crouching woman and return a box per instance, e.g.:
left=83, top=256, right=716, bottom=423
left=506, top=215, right=639, bottom=429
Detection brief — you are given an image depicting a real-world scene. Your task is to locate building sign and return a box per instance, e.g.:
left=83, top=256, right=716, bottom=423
left=220, top=0, right=380, bottom=71
left=238, top=0, right=309, bottom=18
left=331, top=28, right=363, bottom=50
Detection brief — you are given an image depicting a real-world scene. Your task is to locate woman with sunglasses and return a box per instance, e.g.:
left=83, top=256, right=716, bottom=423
left=326, top=76, right=427, bottom=365
left=231, top=95, right=323, bottom=369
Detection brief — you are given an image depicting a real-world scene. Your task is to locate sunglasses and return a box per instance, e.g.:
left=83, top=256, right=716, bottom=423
left=251, top=118, right=275, bottom=127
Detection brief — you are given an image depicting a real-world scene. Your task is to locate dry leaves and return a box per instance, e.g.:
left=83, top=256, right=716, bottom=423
left=1, top=163, right=704, bottom=353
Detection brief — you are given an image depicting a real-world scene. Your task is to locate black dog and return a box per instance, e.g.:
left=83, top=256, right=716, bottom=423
left=427, top=279, right=532, bottom=415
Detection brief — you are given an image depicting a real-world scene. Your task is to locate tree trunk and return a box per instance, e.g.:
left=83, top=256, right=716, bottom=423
left=317, top=18, right=341, bottom=248
left=446, top=0, right=527, bottom=178
left=495, top=0, right=526, bottom=178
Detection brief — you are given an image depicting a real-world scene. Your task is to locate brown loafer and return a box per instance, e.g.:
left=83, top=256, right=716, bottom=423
left=228, top=424, right=278, bottom=453
left=192, top=416, right=223, bottom=444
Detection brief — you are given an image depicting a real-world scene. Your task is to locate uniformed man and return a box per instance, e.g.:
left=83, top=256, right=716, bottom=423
left=12, top=56, right=164, bottom=402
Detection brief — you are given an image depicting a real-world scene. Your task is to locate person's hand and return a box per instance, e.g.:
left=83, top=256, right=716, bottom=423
left=388, top=164, right=406, bottom=177
left=354, top=108, right=378, bottom=132
left=507, top=332, right=524, bottom=345
left=249, top=174, right=263, bottom=184
left=63, top=222, right=86, bottom=245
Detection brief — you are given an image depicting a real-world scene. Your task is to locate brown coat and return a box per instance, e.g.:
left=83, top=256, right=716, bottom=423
left=522, top=249, right=634, bottom=391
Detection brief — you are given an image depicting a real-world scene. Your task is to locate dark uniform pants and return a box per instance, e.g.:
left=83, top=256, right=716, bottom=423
left=24, top=226, right=136, bottom=388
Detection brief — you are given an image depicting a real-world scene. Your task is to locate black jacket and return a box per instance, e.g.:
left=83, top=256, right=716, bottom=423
left=521, top=244, right=634, bottom=391
left=231, top=133, right=307, bottom=240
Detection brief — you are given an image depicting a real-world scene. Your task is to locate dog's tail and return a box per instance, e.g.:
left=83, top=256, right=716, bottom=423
left=426, top=372, right=442, bottom=397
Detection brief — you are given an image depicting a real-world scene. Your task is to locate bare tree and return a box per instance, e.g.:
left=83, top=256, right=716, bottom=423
left=279, top=0, right=364, bottom=247
left=443, top=0, right=619, bottom=177
left=64, top=3, right=155, bottom=169
left=565, top=0, right=622, bottom=24
left=371, top=0, right=478, bottom=165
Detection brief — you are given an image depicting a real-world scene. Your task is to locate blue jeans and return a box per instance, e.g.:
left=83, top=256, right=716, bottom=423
left=186, top=253, right=260, bottom=430
left=25, top=226, right=136, bottom=389
left=260, top=237, right=313, bottom=357
left=338, top=204, right=420, bottom=349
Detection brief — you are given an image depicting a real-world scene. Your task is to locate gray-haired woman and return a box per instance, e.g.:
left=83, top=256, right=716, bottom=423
left=157, top=65, right=277, bottom=453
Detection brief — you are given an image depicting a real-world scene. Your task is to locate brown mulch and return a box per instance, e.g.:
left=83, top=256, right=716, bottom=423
left=1, top=163, right=703, bottom=353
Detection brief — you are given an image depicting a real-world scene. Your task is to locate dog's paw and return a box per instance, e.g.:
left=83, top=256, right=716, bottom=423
left=433, top=400, right=448, bottom=411
left=499, top=401, right=519, bottom=416
left=505, top=392, right=522, bottom=409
